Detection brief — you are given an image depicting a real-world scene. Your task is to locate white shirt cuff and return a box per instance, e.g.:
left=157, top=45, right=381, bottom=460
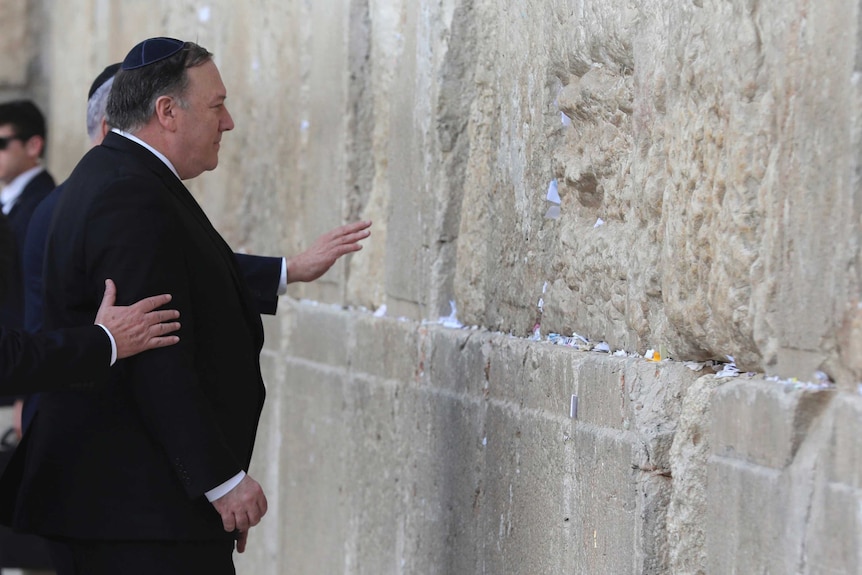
left=205, top=470, right=246, bottom=502
left=278, top=258, right=288, bottom=295
left=96, top=324, right=118, bottom=366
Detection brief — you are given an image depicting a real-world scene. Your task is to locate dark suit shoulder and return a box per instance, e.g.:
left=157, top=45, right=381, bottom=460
left=57, top=149, right=176, bottom=224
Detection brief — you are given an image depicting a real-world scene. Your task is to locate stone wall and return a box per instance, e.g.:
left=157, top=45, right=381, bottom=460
left=0, top=0, right=53, bottom=122
left=12, top=0, right=862, bottom=573
left=38, top=0, right=862, bottom=384
left=239, top=302, right=862, bottom=574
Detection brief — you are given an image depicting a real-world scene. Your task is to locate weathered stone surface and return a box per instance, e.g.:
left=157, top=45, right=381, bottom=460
left=706, top=457, right=791, bottom=574
left=25, top=0, right=862, bottom=573
left=666, top=375, right=722, bottom=575
left=710, top=379, right=833, bottom=468
left=39, top=0, right=862, bottom=383
left=351, top=313, right=420, bottom=382
left=0, top=1, right=28, bottom=88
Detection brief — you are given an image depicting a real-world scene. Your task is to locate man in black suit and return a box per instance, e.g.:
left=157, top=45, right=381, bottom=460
left=17, top=64, right=370, bottom=442
left=4, top=37, right=295, bottom=574
left=13, top=61, right=368, bottom=573
left=0, top=100, right=55, bottom=330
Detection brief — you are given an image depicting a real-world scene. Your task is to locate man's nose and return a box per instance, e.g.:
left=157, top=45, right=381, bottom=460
left=221, top=107, right=235, bottom=132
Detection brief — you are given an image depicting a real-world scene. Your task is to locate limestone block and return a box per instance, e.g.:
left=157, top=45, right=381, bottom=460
left=574, top=354, right=635, bottom=431
left=666, top=375, right=723, bottom=575
left=520, top=341, right=581, bottom=417
left=283, top=301, right=352, bottom=368
left=820, top=394, right=862, bottom=489
left=483, top=335, right=581, bottom=416
left=805, top=482, right=862, bottom=574
left=484, top=335, right=532, bottom=405
left=0, top=1, right=28, bottom=87
left=351, top=313, right=420, bottom=382
left=706, top=457, right=793, bottom=574
left=339, top=372, right=408, bottom=575
left=424, top=325, right=493, bottom=397
left=569, top=425, right=639, bottom=574
left=396, top=384, right=486, bottom=575
left=277, top=360, right=352, bottom=574
left=710, top=379, right=833, bottom=469
left=477, top=403, right=575, bottom=574
left=574, top=355, right=693, bottom=441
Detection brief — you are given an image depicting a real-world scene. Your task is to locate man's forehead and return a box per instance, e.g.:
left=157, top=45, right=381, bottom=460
left=187, top=61, right=227, bottom=97
left=0, top=124, right=15, bottom=136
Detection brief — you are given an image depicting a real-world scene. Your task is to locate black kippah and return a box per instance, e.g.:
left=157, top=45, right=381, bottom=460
left=122, top=37, right=185, bottom=71
left=87, top=63, right=121, bottom=100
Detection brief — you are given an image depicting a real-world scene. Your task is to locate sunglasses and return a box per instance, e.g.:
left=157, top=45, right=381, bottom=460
left=0, top=135, right=27, bottom=150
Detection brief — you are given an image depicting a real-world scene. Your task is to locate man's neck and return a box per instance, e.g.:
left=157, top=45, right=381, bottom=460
left=111, top=128, right=180, bottom=180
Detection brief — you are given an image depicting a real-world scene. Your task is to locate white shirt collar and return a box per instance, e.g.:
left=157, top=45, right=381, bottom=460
left=1, top=165, right=45, bottom=214
left=111, top=128, right=181, bottom=180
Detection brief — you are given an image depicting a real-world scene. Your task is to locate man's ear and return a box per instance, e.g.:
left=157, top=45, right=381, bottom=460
left=154, top=95, right=179, bottom=131
left=23, top=135, right=44, bottom=160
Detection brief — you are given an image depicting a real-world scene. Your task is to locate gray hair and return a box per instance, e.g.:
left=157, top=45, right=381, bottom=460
left=107, top=42, right=212, bottom=133
left=86, top=76, right=114, bottom=142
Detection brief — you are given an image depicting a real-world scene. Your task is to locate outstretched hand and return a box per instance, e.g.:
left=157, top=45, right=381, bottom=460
left=286, top=220, right=371, bottom=283
left=95, top=279, right=181, bottom=359
left=211, top=474, right=268, bottom=553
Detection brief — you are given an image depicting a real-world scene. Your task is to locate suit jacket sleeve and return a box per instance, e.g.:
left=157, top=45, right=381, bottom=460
left=85, top=175, right=241, bottom=498
left=233, top=253, right=281, bottom=315
left=0, top=325, right=110, bottom=394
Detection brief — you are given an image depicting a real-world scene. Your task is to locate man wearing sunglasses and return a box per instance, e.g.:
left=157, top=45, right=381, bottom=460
left=0, top=101, right=55, bottom=332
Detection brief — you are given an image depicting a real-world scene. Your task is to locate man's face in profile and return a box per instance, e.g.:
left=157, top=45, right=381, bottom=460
left=172, top=60, right=235, bottom=180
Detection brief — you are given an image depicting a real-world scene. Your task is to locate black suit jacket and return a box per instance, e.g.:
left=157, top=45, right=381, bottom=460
left=19, top=185, right=281, bottom=430
left=6, top=133, right=266, bottom=541
left=24, top=184, right=281, bottom=332
left=0, top=170, right=55, bottom=329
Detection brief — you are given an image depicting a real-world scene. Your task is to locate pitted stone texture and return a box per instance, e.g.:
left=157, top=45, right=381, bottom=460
left=41, top=0, right=862, bottom=381
left=452, top=0, right=862, bottom=381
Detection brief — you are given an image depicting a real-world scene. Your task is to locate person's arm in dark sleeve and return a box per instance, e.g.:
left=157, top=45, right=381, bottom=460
left=233, top=253, right=282, bottom=315
left=0, top=280, right=179, bottom=394
left=0, top=324, right=110, bottom=394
